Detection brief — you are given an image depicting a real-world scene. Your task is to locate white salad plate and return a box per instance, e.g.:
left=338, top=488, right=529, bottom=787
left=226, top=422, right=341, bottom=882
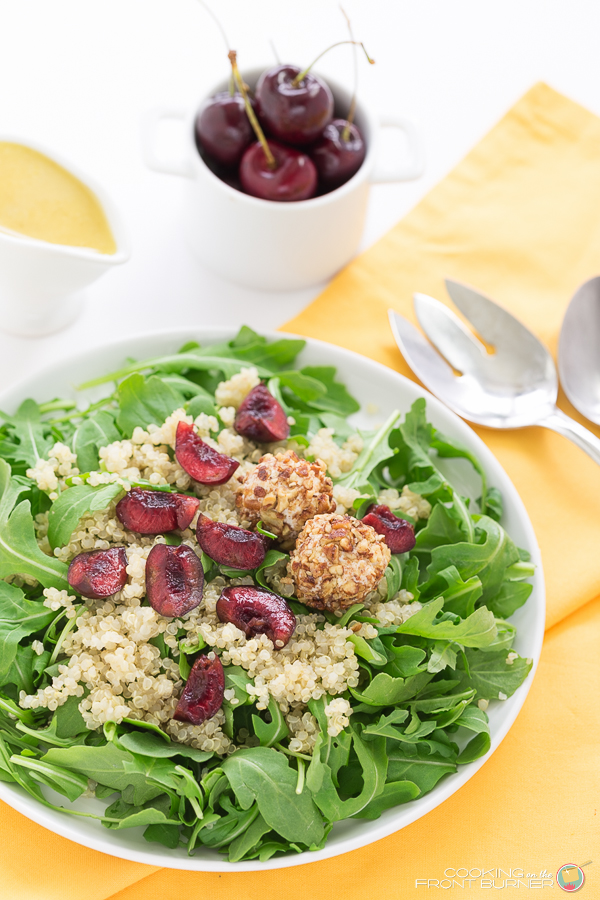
left=0, top=328, right=545, bottom=871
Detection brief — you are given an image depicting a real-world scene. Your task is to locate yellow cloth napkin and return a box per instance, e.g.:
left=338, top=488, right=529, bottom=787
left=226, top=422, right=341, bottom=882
left=2, top=82, right=599, bottom=899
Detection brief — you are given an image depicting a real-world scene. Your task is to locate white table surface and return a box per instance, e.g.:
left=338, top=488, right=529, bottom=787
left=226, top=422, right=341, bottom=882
left=0, top=0, right=598, bottom=392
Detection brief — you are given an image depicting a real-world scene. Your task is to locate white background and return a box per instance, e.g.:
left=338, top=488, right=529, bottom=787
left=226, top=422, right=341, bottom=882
left=0, top=0, right=597, bottom=391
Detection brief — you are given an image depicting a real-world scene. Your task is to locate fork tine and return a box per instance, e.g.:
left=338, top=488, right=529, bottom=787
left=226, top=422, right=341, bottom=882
left=388, top=309, right=460, bottom=403
left=413, top=293, right=487, bottom=375
left=444, top=278, right=545, bottom=355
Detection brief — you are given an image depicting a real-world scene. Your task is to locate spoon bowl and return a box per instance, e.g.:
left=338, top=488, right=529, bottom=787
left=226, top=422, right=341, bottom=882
left=558, top=275, right=600, bottom=425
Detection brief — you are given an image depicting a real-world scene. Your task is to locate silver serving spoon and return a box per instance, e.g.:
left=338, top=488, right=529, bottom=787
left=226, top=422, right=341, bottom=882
left=388, top=278, right=600, bottom=465
left=558, top=276, right=600, bottom=425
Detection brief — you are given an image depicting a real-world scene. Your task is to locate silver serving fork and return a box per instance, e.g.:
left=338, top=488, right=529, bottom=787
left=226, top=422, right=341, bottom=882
left=388, top=279, right=600, bottom=465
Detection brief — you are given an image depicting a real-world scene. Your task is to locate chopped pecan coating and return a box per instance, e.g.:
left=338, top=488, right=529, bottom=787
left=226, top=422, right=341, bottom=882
left=287, top=513, right=391, bottom=611
left=235, top=450, right=335, bottom=548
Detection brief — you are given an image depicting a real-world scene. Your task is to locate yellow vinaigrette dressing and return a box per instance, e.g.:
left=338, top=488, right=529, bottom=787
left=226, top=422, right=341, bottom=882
left=0, top=142, right=117, bottom=254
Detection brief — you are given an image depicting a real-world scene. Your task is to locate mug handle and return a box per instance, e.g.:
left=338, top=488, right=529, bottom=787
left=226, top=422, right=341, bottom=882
left=141, top=107, right=194, bottom=178
left=370, top=115, right=425, bottom=183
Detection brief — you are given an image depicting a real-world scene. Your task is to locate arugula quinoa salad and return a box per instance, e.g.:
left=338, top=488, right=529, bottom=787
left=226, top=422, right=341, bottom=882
left=0, top=327, right=534, bottom=862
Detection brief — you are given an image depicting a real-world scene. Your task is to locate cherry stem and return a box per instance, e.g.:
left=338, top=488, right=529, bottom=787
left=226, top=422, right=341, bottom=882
left=291, top=39, right=374, bottom=88
left=339, top=6, right=358, bottom=141
left=196, top=0, right=231, bottom=53
left=228, top=50, right=277, bottom=170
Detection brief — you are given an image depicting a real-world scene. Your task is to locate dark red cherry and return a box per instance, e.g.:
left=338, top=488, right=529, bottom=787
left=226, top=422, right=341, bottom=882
left=68, top=547, right=128, bottom=599
left=311, top=119, right=366, bottom=190
left=145, top=543, right=204, bottom=617
left=196, top=514, right=268, bottom=570
left=174, top=654, right=225, bottom=725
left=194, top=91, right=253, bottom=169
left=255, top=64, right=333, bottom=146
left=175, top=421, right=239, bottom=485
left=234, top=384, right=289, bottom=442
left=217, top=586, right=296, bottom=647
left=116, top=488, right=199, bottom=534
left=239, top=141, right=317, bottom=202
left=362, top=504, right=416, bottom=554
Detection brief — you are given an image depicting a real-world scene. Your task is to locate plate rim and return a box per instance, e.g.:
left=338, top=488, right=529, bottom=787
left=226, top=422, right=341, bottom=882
left=0, top=326, right=545, bottom=871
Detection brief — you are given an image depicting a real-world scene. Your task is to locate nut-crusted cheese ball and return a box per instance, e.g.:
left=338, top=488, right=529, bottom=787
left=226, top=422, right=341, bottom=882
left=288, top=513, right=391, bottom=611
left=235, top=450, right=336, bottom=547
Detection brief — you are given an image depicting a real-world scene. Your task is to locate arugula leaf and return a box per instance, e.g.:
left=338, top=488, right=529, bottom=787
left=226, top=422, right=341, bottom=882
left=385, top=555, right=402, bottom=600
left=198, top=802, right=259, bottom=849
left=252, top=697, right=289, bottom=747
left=54, top=694, right=88, bottom=738
left=42, top=743, right=166, bottom=805
left=0, top=460, right=68, bottom=589
left=255, top=549, right=288, bottom=591
left=222, top=747, right=324, bottom=845
left=388, top=400, right=473, bottom=540
left=336, top=410, right=402, bottom=490
left=427, top=641, right=459, bottom=674
left=486, top=581, right=533, bottom=619
left=419, top=565, right=483, bottom=619
left=118, top=730, right=212, bottom=762
left=351, top=670, right=434, bottom=706
left=414, top=503, right=466, bottom=554
left=0, top=582, right=56, bottom=685
left=144, top=822, right=181, bottom=848
left=5, top=643, right=50, bottom=694
left=456, top=731, right=491, bottom=764
left=0, top=400, right=52, bottom=467
left=227, top=813, right=272, bottom=862
left=456, top=648, right=532, bottom=700
left=307, top=726, right=387, bottom=821
left=361, top=709, right=409, bottom=740
left=103, top=798, right=178, bottom=830
left=395, top=597, right=497, bottom=648
left=10, top=755, right=89, bottom=802
left=353, top=780, right=420, bottom=819
left=47, top=482, right=124, bottom=550
left=186, top=395, right=218, bottom=419
left=277, top=372, right=326, bottom=403
left=79, top=353, right=272, bottom=390
left=426, top=516, right=520, bottom=604
left=116, top=374, right=185, bottom=435
left=431, top=429, right=488, bottom=509
left=481, top=486, right=502, bottom=522
left=455, top=704, right=490, bottom=735
left=72, top=411, right=120, bottom=472
left=299, top=367, right=360, bottom=415
left=347, top=633, right=388, bottom=667
left=387, top=742, right=457, bottom=794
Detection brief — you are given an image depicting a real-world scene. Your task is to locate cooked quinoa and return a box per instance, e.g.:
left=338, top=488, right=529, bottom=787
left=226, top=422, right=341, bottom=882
left=22, top=397, right=424, bottom=754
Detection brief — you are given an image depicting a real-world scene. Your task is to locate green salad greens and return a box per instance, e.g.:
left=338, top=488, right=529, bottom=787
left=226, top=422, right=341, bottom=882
left=0, top=326, right=534, bottom=861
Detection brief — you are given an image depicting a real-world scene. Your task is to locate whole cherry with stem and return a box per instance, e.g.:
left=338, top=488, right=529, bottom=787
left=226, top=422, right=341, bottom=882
left=230, top=51, right=318, bottom=202
left=255, top=40, right=374, bottom=147
left=310, top=17, right=370, bottom=190
left=193, top=2, right=253, bottom=168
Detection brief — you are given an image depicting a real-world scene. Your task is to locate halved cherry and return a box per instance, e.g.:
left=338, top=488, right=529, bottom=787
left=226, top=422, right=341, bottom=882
left=234, top=384, right=289, bottom=443
left=175, top=421, right=239, bottom=485
left=68, top=547, right=128, bottom=599
left=174, top=654, right=225, bottom=725
left=145, top=543, right=204, bottom=617
left=116, top=487, right=199, bottom=535
left=217, top=585, right=296, bottom=647
left=362, top=504, right=416, bottom=554
left=196, top=513, right=268, bottom=570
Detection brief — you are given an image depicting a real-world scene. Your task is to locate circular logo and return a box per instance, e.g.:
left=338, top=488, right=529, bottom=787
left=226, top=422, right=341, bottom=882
left=557, top=864, right=585, bottom=892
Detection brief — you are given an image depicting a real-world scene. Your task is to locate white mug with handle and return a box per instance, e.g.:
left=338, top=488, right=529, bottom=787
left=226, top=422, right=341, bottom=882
left=142, top=69, right=424, bottom=292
